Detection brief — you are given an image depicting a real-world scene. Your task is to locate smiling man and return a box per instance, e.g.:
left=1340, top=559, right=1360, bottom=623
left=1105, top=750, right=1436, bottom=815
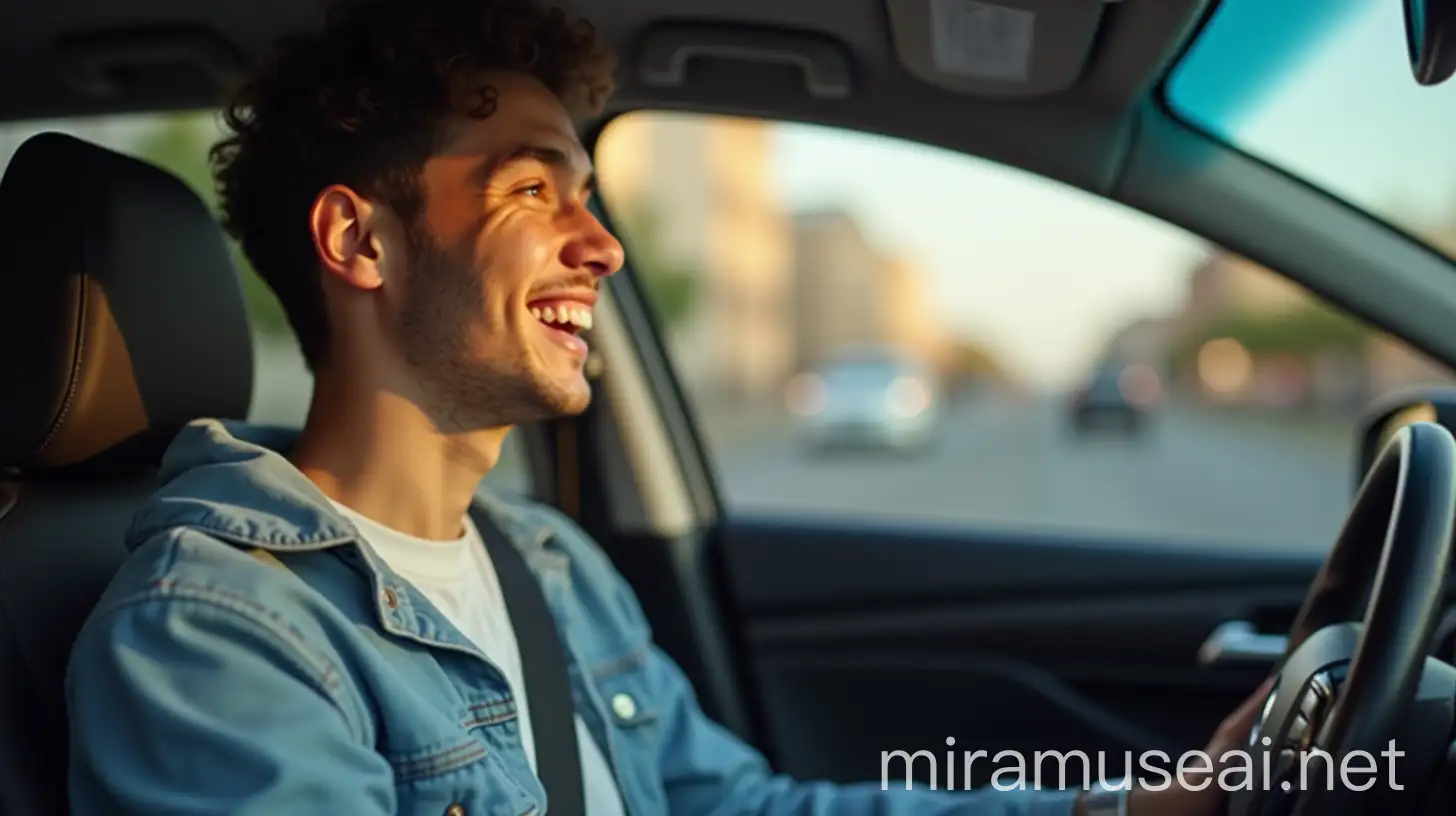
left=63, top=1, right=1266, bottom=814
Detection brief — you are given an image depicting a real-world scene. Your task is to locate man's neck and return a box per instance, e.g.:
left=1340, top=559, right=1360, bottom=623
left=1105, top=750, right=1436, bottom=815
left=289, top=373, right=509, bottom=541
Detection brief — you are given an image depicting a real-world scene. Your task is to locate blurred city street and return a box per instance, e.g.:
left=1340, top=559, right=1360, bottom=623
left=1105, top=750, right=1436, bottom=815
left=706, top=390, right=1354, bottom=550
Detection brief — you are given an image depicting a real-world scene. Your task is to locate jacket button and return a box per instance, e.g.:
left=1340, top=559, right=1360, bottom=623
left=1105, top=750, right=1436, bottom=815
left=611, top=692, right=637, bottom=720
left=445, top=805, right=465, bottom=816
left=383, top=588, right=399, bottom=609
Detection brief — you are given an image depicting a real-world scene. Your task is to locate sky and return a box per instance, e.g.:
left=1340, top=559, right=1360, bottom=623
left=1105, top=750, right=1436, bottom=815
left=765, top=0, right=1456, bottom=387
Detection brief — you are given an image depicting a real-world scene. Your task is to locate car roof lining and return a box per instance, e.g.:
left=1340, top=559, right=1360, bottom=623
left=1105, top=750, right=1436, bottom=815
left=3, top=0, right=1203, bottom=191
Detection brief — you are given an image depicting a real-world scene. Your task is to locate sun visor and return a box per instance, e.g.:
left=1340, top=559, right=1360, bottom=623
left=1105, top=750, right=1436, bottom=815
left=886, top=0, right=1121, bottom=97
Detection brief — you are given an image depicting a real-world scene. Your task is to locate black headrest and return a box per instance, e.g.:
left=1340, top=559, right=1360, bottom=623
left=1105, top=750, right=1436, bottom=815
left=0, top=132, right=254, bottom=474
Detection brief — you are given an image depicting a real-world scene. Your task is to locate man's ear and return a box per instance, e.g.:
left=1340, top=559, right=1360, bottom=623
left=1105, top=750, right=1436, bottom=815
left=310, top=185, right=390, bottom=290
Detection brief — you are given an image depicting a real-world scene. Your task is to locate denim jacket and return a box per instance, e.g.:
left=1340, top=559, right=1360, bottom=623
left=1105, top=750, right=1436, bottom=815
left=65, top=418, right=1081, bottom=815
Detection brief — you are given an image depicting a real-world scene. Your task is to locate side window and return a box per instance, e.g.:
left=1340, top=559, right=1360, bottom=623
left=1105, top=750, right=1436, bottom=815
left=0, top=114, right=536, bottom=497
left=594, top=111, right=1456, bottom=546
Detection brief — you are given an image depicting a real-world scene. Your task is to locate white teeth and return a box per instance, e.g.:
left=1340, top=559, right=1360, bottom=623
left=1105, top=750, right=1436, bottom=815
left=531, top=304, right=592, bottom=329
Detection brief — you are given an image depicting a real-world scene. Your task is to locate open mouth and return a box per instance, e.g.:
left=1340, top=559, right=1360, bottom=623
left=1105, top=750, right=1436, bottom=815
left=528, top=299, right=593, bottom=357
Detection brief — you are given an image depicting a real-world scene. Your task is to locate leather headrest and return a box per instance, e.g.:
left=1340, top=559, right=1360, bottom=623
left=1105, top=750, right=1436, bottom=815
left=0, top=132, right=254, bottom=474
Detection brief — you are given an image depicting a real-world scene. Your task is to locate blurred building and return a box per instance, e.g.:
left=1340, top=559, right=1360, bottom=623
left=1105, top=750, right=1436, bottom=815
left=1104, top=317, right=1176, bottom=366
left=1161, top=249, right=1456, bottom=406
left=598, top=114, right=952, bottom=403
left=789, top=209, right=947, bottom=373
left=881, top=255, right=949, bottom=370
left=1184, top=251, right=1309, bottom=318
left=1368, top=334, right=1455, bottom=393
left=596, top=113, right=795, bottom=402
left=790, top=210, right=883, bottom=369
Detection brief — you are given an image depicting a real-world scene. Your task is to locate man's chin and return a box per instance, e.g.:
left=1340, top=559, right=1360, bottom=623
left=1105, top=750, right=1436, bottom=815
left=533, top=372, right=593, bottom=418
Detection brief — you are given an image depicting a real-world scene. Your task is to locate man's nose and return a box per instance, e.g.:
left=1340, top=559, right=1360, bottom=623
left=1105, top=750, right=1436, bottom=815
left=563, top=210, right=625, bottom=278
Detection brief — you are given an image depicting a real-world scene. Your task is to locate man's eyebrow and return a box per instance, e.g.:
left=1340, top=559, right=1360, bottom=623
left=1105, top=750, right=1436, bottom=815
left=473, top=142, right=595, bottom=192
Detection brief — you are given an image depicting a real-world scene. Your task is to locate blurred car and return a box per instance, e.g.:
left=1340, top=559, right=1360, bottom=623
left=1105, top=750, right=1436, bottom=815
left=784, top=352, right=940, bottom=455
left=1069, top=362, right=1161, bottom=436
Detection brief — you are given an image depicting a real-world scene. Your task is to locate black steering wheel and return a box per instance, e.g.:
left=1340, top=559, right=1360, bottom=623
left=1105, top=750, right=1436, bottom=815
left=1228, top=421, right=1456, bottom=816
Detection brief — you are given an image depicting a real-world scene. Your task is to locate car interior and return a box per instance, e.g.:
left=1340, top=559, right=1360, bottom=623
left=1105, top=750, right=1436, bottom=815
left=6, top=0, right=1456, bottom=814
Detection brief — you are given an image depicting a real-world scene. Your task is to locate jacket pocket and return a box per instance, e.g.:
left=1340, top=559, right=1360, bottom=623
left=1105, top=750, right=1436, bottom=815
left=380, top=704, right=542, bottom=816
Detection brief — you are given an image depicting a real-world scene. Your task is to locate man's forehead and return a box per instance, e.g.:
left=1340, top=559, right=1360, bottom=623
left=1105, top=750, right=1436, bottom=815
left=442, top=112, right=589, bottom=173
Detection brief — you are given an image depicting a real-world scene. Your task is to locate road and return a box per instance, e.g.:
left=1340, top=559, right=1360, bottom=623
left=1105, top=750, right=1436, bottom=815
left=714, top=394, right=1358, bottom=550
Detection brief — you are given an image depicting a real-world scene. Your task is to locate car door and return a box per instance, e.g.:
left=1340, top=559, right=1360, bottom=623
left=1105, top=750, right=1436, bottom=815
left=574, top=108, right=1456, bottom=793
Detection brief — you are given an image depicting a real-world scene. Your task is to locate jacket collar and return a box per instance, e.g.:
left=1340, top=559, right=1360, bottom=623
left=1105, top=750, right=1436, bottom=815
left=128, top=418, right=569, bottom=664
left=127, top=417, right=555, bottom=553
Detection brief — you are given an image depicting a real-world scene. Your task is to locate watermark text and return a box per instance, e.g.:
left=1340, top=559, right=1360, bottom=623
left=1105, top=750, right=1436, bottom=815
left=879, top=737, right=1404, bottom=793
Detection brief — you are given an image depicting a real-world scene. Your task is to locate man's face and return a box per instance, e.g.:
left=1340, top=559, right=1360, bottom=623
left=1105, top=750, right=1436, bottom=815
left=390, top=71, right=624, bottom=431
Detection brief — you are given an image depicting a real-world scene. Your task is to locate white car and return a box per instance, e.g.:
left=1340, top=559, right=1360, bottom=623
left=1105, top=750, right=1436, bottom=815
left=785, top=354, right=940, bottom=455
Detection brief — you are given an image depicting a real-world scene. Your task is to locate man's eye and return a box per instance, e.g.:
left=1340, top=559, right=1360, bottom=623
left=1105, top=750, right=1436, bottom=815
left=521, top=183, right=545, bottom=197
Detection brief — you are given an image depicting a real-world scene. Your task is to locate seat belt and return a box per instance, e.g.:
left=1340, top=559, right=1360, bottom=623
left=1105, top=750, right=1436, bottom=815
left=250, top=505, right=587, bottom=816
left=469, top=504, right=586, bottom=816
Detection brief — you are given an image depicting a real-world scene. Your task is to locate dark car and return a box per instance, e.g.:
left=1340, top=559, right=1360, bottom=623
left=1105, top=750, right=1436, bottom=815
left=1069, top=363, right=1161, bottom=435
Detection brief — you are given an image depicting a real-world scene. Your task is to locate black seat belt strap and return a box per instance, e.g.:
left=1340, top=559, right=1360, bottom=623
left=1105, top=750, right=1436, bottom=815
left=469, top=504, right=586, bottom=816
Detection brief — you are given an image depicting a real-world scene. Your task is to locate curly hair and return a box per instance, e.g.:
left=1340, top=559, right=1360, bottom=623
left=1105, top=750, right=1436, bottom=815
left=209, top=0, right=617, bottom=370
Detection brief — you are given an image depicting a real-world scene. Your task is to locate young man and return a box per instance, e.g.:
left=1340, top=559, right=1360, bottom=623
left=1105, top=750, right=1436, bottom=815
left=64, top=0, right=1268, bottom=813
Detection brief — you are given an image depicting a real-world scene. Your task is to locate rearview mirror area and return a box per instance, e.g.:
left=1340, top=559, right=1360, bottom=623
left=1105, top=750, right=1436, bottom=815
left=1404, top=0, right=1456, bottom=85
left=1355, top=386, right=1454, bottom=484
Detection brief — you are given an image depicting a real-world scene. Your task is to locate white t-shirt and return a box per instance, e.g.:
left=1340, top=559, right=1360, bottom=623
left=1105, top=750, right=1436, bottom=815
left=333, top=501, right=625, bottom=816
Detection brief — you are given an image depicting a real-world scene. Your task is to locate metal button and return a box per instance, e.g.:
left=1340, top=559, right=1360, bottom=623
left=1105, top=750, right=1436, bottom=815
left=611, top=692, right=637, bottom=721
left=445, top=805, right=465, bottom=816
left=1288, top=713, right=1310, bottom=750
left=383, top=588, right=399, bottom=609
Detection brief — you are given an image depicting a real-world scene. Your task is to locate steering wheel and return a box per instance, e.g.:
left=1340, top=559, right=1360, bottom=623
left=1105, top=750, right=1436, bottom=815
left=1227, top=421, right=1456, bottom=816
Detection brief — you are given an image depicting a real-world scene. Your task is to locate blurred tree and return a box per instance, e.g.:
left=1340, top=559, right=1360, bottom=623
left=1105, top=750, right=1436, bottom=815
left=610, top=201, right=699, bottom=329
left=943, top=340, right=1007, bottom=382
left=937, top=338, right=1015, bottom=398
left=128, top=113, right=292, bottom=337
left=1167, top=303, right=1372, bottom=378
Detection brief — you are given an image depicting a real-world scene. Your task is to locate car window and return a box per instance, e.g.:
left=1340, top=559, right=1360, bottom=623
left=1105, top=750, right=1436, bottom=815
left=0, top=112, right=534, bottom=498
left=593, top=110, right=1456, bottom=548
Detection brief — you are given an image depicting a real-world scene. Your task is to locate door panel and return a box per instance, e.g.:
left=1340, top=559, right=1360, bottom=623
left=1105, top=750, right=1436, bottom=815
left=714, top=519, right=1318, bottom=788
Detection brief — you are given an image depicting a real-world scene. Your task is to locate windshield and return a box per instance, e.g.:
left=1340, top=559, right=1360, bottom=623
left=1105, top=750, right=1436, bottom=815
left=1165, top=0, right=1456, bottom=256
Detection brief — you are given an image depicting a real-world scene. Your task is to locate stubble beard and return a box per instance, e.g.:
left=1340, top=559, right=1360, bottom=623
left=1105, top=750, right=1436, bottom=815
left=396, top=231, right=587, bottom=434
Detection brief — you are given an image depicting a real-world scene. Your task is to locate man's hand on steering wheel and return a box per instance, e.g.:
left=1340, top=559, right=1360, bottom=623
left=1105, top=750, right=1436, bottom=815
left=1119, top=677, right=1275, bottom=816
